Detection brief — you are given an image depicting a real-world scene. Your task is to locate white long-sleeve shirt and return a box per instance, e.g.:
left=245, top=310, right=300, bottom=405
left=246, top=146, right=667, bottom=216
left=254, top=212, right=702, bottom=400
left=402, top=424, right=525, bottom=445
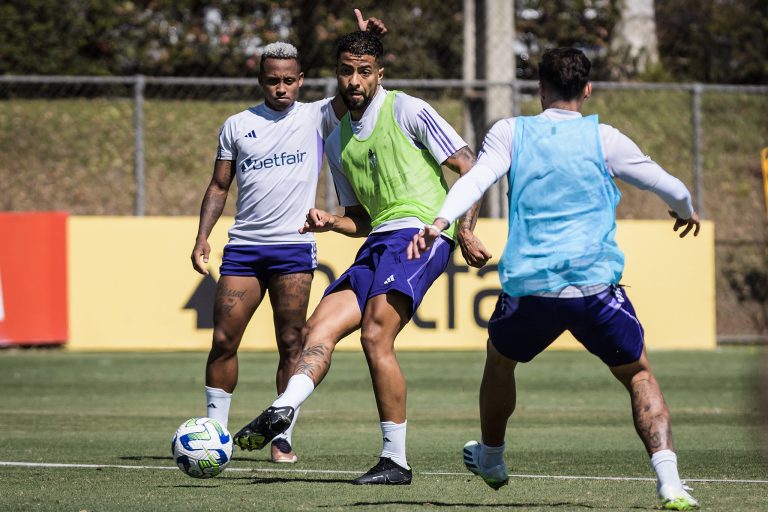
left=436, top=108, right=694, bottom=224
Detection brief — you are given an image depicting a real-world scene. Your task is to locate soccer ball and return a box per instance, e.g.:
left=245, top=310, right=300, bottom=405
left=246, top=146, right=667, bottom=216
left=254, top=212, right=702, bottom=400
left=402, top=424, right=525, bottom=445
left=171, top=417, right=233, bottom=478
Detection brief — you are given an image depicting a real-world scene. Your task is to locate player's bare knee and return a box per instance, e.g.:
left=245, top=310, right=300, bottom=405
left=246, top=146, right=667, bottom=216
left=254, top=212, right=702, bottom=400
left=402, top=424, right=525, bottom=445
left=210, top=329, right=239, bottom=357
left=359, top=333, right=395, bottom=361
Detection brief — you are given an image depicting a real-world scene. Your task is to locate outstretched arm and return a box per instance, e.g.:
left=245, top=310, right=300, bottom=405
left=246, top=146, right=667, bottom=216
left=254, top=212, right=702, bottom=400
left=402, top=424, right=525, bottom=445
left=299, top=205, right=372, bottom=238
left=191, top=160, right=234, bottom=274
left=443, top=146, right=492, bottom=268
left=603, top=126, right=700, bottom=238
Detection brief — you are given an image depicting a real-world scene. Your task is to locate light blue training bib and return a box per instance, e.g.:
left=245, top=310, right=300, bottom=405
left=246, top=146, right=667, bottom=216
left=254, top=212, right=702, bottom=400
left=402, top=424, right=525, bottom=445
left=499, top=114, right=624, bottom=296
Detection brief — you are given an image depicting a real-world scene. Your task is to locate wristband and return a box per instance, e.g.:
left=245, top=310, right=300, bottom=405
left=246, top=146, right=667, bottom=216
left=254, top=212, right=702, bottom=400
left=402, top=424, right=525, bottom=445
left=428, top=224, right=443, bottom=235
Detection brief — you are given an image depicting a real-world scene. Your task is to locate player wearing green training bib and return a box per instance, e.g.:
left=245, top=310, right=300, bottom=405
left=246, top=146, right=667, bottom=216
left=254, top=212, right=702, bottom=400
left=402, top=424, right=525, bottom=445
left=338, top=89, right=458, bottom=240
left=234, top=31, right=491, bottom=485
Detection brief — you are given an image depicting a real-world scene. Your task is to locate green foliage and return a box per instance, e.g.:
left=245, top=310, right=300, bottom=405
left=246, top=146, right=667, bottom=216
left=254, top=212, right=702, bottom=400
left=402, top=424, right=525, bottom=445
left=656, top=0, right=768, bottom=84
left=2, top=1, right=765, bottom=83
left=0, top=1, right=464, bottom=78
left=515, top=0, right=621, bottom=80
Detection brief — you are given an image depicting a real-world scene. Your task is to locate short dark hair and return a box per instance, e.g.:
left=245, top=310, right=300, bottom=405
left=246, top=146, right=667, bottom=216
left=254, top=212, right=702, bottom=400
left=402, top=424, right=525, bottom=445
left=538, top=48, right=591, bottom=101
left=336, top=31, right=384, bottom=66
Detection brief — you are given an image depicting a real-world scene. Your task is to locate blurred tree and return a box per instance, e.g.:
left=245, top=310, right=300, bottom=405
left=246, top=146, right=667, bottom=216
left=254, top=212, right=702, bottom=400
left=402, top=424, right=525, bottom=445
left=515, top=0, right=620, bottom=80
left=655, top=0, right=768, bottom=84
left=0, top=0, right=764, bottom=83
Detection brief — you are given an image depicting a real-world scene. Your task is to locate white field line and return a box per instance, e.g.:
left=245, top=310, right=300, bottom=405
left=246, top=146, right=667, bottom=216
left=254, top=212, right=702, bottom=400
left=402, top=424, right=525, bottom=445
left=0, top=461, right=766, bottom=485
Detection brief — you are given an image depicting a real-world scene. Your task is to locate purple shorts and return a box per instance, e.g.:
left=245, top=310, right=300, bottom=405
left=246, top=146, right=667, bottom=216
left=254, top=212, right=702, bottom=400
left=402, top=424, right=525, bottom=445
left=324, top=228, right=453, bottom=316
left=488, top=285, right=644, bottom=367
left=219, top=243, right=317, bottom=281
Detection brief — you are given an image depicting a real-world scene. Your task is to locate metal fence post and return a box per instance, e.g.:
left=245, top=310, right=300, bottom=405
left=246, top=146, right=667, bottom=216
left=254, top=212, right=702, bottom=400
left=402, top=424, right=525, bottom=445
left=324, top=78, right=337, bottom=213
left=692, top=82, right=704, bottom=217
left=134, top=75, right=146, bottom=216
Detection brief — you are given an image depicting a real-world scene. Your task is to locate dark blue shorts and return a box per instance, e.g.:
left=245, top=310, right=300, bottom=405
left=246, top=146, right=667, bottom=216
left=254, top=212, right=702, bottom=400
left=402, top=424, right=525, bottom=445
left=324, top=228, right=453, bottom=316
left=488, top=286, right=644, bottom=367
left=219, top=243, right=317, bottom=281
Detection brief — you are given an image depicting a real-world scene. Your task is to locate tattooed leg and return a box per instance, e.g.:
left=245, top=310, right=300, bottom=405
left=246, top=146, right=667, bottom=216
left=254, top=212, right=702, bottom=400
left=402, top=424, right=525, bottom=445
left=206, top=275, right=266, bottom=392
left=610, top=348, right=674, bottom=455
left=292, top=285, right=362, bottom=386
left=268, top=272, right=313, bottom=393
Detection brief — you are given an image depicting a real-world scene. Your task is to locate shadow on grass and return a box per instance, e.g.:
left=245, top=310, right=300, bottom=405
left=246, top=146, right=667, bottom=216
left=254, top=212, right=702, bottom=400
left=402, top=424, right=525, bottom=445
left=246, top=476, right=353, bottom=484
left=326, top=502, right=647, bottom=509
left=119, top=455, right=173, bottom=461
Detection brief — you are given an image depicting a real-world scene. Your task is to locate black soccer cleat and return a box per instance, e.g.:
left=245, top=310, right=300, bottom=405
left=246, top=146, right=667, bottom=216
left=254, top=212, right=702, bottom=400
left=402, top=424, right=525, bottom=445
left=233, top=406, right=295, bottom=451
left=352, top=457, right=412, bottom=485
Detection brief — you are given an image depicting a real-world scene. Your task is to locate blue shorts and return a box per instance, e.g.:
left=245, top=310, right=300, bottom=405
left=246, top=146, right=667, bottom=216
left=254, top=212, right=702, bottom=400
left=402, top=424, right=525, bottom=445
left=219, top=243, right=317, bottom=281
left=488, top=285, right=644, bottom=367
left=324, top=228, right=453, bottom=316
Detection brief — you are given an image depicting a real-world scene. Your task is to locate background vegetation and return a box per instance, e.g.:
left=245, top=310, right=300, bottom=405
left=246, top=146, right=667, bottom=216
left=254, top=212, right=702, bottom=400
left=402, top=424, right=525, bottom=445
left=0, top=1, right=766, bottom=83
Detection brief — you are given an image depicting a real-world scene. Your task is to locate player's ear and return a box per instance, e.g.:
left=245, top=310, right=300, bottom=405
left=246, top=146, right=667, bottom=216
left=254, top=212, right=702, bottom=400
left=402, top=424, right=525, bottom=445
left=583, top=82, right=592, bottom=100
left=298, top=72, right=305, bottom=86
left=377, top=67, right=384, bottom=84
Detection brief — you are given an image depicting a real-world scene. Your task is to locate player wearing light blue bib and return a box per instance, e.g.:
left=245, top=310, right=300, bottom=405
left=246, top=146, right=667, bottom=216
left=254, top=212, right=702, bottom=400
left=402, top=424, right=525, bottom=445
left=409, top=48, right=701, bottom=510
left=191, top=11, right=387, bottom=465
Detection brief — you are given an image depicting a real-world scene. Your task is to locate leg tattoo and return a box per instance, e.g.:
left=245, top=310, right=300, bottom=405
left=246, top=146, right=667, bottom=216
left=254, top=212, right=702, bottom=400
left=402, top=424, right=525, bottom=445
left=294, top=344, right=331, bottom=382
left=630, top=376, right=673, bottom=455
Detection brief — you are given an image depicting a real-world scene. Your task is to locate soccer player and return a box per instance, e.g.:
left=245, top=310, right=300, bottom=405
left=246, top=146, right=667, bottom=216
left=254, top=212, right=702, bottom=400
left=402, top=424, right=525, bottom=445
left=232, top=30, right=491, bottom=484
left=190, top=10, right=386, bottom=465
left=407, top=48, right=701, bottom=510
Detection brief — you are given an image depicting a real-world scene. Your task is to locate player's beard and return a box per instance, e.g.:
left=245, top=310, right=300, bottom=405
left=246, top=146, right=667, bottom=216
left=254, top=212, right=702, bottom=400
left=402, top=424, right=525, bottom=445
left=342, top=88, right=374, bottom=113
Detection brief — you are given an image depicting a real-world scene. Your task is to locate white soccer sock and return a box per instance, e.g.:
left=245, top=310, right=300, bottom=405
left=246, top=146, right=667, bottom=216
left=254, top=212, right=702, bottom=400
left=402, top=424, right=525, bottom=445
left=380, top=420, right=409, bottom=469
left=272, top=374, right=315, bottom=410
left=651, top=449, right=683, bottom=492
left=273, top=406, right=301, bottom=446
left=479, top=441, right=505, bottom=468
left=205, top=386, right=232, bottom=429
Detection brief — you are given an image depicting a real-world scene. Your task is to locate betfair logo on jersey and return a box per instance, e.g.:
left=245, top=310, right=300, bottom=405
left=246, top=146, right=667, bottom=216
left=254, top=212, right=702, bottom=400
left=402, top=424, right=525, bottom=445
left=239, top=150, right=307, bottom=173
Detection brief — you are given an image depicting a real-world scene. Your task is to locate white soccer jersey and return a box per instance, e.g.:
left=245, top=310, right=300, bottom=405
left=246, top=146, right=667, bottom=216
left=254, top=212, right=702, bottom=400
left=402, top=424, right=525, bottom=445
left=324, top=86, right=468, bottom=233
left=217, top=98, right=339, bottom=244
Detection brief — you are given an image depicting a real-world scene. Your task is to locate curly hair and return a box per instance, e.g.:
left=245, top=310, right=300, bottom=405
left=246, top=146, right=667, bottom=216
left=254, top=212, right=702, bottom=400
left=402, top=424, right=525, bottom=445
left=538, top=48, right=591, bottom=101
left=336, top=31, right=384, bottom=66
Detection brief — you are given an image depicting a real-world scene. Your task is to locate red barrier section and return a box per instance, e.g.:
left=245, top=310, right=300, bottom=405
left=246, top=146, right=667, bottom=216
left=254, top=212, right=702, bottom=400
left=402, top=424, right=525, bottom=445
left=0, top=212, right=68, bottom=345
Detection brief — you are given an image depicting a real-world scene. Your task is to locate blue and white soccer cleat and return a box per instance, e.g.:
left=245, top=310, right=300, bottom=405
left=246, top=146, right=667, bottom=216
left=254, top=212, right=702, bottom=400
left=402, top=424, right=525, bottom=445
left=463, top=440, right=509, bottom=490
left=658, top=484, right=700, bottom=510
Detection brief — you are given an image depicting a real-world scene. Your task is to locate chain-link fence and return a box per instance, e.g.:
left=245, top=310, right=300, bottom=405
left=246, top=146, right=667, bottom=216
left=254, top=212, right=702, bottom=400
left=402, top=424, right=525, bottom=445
left=1, top=75, right=766, bottom=342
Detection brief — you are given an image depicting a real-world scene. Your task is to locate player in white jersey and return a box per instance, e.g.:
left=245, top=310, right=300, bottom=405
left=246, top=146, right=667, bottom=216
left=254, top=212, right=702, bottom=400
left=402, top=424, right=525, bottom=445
left=408, top=48, right=700, bottom=509
left=191, top=10, right=386, bottom=464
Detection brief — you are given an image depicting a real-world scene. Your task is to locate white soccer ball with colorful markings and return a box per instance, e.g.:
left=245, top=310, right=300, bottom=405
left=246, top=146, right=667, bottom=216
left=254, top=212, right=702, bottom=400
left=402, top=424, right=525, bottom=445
left=171, top=417, right=232, bottom=478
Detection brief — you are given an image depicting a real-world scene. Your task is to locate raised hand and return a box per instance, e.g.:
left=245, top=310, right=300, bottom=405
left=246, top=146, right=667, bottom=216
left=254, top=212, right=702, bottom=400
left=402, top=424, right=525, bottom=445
left=354, top=8, right=388, bottom=36
left=668, top=210, right=701, bottom=238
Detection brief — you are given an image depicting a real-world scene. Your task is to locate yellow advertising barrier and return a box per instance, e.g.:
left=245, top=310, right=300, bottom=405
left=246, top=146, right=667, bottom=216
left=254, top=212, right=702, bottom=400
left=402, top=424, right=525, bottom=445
left=762, top=146, right=768, bottom=218
left=68, top=217, right=715, bottom=351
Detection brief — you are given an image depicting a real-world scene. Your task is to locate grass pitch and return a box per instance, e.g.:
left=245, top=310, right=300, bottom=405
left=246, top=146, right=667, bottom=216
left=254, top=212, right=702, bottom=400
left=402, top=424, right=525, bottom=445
left=1, top=348, right=766, bottom=511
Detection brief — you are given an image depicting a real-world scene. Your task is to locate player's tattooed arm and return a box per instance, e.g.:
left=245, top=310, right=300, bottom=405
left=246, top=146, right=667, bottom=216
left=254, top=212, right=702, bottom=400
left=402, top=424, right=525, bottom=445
left=192, top=160, right=235, bottom=274
left=443, top=146, right=492, bottom=268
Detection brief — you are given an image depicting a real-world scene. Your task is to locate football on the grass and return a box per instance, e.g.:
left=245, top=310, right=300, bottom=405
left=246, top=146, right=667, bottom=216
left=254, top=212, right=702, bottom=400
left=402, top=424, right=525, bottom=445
left=171, top=417, right=232, bottom=478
